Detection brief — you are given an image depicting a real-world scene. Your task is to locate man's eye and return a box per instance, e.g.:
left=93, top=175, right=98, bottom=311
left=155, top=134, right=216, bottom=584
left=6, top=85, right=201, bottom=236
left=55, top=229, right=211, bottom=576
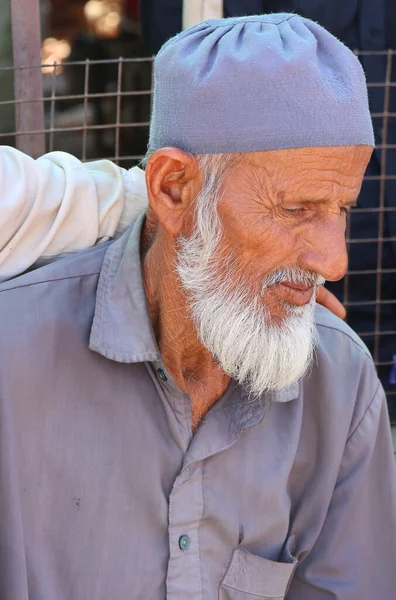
left=341, top=203, right=357, bottom=215
left=283, top=206, right=306, bottom=215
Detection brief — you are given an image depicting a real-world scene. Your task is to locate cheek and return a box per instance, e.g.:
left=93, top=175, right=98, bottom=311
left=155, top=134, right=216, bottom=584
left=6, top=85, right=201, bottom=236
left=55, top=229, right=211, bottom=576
left=220, top=208, right=299, bottom=273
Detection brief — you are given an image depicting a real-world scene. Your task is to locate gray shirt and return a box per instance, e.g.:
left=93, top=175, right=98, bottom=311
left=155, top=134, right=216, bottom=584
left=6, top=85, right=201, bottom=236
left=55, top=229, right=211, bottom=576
left=0, top=214, right=395, bottom=600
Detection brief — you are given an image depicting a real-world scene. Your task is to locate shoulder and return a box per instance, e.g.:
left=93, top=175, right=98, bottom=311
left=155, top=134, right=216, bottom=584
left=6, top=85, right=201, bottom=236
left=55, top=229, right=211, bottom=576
left=309, top=305, right=381, bottom=436
left=0, top=242, right=117, bottom=399
left=0, top=243, right=113, bottom=350
left=315, top=304, right=371, bottom=360
left=313, top=304, right=376, bottom=389
left=0, top=242, right=111, bottom=296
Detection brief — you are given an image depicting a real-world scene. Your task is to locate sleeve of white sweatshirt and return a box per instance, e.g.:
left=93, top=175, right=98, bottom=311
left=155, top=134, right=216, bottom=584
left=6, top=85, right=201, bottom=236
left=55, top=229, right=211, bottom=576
left=0, top=146, right=148, bottom=281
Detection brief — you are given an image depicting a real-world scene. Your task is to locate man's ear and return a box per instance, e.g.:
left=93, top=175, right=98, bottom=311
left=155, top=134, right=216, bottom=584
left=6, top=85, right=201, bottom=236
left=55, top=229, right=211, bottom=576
left=145, top=147, right=202, bottom=237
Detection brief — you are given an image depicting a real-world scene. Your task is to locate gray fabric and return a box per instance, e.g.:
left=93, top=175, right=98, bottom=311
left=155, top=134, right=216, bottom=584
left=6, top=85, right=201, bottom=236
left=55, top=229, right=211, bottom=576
left=149, top=13, right=375, bottom=154
left=0, top=216, right=394, bottom=598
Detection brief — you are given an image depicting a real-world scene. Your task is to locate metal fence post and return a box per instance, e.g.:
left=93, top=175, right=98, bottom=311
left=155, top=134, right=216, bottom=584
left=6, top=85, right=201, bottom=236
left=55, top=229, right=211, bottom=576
left=11, top=0, right=46, bottom=157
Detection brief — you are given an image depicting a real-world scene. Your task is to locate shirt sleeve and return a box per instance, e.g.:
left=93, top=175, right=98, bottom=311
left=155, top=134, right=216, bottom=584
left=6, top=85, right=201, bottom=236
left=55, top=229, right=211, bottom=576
left=0, top=146, right=147, bottom=281
left=287, top=382, right=396, bottom=599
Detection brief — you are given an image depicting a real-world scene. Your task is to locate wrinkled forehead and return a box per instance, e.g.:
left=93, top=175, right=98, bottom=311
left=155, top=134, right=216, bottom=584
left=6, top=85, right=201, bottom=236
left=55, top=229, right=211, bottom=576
left=243, top=146, right=372, bottom=172
left=228, top=145, right=372, bottom=197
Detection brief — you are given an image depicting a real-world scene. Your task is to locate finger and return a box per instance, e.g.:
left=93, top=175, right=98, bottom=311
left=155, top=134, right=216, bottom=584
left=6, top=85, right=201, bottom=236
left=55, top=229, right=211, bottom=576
left=316, top=286, right=346, bottom=320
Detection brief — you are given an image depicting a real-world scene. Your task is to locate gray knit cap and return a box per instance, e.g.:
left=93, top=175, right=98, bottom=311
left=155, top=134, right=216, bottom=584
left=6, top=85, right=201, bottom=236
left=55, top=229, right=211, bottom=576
left=148, top=13, right=374, bottom=154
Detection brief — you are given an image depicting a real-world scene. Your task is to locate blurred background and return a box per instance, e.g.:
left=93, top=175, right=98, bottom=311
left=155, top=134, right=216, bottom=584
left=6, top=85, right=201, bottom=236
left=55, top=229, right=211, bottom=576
left=1, top=0, right=151, bottom=164
left=1, top=1, right=396, bottom=445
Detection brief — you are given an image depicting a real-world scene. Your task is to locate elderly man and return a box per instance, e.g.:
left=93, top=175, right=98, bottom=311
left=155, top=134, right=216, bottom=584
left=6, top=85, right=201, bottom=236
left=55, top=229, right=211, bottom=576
left=0, top=13, right=395, bottom=600
left=0, top=145, right=345, bottom=322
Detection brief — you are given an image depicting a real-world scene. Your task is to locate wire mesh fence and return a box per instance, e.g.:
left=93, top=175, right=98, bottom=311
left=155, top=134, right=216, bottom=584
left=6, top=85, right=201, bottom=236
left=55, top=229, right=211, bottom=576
left=0, top=56, right=153, bottom=165
left=0, top=51, right=396, bottom=421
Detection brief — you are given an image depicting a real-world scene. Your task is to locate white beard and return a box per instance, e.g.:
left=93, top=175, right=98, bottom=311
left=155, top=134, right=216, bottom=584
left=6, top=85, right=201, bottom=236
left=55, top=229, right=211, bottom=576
left=176, top=190, right=323, bottom=396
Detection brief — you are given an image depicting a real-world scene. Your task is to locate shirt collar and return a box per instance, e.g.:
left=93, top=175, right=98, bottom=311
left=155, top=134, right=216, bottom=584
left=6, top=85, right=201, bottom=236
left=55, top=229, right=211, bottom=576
left=90, top=213, right=160, bottom=363
left=89, top=215, right=299, bottom=403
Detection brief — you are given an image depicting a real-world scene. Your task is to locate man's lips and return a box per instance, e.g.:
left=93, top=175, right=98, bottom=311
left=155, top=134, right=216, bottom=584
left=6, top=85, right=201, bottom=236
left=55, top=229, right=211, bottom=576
left=275, top=282, right=315, bottom=306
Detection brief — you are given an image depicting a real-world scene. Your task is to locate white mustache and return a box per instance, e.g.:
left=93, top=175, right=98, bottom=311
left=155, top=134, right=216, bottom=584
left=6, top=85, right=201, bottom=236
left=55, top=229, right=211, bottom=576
left=261, top=267, right=325, bottom=295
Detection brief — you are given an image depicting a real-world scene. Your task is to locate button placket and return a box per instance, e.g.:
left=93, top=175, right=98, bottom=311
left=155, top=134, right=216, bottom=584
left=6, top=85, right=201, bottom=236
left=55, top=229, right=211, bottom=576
left=166, top=463, right=204, bottom=599
left=149, top=362, right=192, bottom=452
left=156, top=367, right=168, bottom=382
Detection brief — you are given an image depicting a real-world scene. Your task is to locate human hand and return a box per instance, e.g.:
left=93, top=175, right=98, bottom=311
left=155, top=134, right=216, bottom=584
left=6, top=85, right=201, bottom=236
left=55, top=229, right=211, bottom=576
left=316, top=286, right=346, bottom=320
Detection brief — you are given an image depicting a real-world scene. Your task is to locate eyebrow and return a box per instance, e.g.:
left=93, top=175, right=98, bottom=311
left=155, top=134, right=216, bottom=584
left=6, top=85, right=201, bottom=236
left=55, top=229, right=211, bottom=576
left=279, top=194, right=358, bottom=206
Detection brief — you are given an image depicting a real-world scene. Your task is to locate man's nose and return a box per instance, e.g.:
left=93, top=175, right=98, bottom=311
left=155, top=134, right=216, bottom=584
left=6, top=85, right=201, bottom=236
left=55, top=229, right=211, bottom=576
left=298, top=217, right=348, bottom=282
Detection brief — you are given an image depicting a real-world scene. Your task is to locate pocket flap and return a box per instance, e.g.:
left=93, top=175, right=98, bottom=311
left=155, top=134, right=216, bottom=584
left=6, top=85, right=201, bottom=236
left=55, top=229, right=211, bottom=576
left=221, top=546, right=297, bottom=598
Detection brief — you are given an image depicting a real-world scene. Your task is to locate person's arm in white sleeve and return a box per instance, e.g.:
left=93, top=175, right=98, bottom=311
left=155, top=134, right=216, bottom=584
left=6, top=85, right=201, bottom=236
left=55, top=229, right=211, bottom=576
left=0, top=146, right=148, bottom=281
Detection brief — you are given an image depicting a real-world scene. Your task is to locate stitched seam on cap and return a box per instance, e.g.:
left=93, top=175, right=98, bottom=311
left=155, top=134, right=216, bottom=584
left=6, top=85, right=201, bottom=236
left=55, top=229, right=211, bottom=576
left=204, top=15, right=296, bottom=27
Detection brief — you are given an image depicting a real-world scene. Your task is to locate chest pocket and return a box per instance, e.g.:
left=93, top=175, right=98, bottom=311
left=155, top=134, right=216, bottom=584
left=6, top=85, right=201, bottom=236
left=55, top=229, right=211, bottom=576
left=219, top=542, right=297, bottom=600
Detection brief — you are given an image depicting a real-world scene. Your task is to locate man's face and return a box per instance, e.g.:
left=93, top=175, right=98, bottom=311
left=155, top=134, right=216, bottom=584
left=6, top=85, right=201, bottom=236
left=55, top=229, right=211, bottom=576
left=175, top=145, right=372, bottom=395
left=216, top=145, right=372, bottom=321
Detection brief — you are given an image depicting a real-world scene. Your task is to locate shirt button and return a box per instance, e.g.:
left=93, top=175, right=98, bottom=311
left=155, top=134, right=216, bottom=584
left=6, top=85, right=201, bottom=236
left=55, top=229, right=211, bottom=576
left=157, top=368, right=167, bottom=382
left=178, top=534, right=190, bottom=551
